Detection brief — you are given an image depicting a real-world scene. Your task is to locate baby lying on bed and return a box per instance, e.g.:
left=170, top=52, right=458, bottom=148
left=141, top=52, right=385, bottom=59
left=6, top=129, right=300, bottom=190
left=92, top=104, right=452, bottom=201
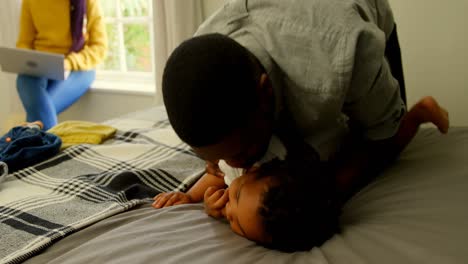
left=154, top=134, right=337, bottom=251
left=153, top=96, right=449, bottom=252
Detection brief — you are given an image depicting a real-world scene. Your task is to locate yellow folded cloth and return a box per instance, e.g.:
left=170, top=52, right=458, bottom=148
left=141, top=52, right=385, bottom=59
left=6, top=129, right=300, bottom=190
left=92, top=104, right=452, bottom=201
left=48, top=121, right=117, bottom=150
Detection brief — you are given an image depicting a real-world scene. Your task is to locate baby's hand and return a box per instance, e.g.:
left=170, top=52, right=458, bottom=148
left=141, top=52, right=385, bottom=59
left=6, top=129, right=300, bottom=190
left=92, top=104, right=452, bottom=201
left=152, top=192, right=192, bottom=208
left=204, top=186, right=229, bottom=219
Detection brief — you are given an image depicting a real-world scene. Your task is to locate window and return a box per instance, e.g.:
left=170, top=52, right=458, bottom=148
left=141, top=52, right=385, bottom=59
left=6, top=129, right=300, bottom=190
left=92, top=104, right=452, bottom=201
left=96, top=0, right=155, bottom=94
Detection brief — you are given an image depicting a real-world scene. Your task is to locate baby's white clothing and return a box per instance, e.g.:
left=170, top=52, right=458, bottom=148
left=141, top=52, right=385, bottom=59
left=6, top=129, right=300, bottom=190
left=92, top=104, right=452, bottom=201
left=219, top=135, right=287, bottom=186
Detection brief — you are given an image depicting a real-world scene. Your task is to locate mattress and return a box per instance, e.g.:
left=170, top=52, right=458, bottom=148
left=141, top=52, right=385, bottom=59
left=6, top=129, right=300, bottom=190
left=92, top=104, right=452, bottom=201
left=13, top=107, right=468, bottom=264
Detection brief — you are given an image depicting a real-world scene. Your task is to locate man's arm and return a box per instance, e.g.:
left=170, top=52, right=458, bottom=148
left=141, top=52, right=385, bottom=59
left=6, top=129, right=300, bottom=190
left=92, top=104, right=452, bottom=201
left=333, top=134, right=396, bottom=203
left=337, top=16, right=417, bottom=200
left=335, top=96, right=449, bottom=202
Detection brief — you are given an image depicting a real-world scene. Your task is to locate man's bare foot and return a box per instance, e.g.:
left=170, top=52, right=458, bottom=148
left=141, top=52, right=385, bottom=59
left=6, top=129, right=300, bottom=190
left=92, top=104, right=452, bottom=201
left=412, top=96, right=449, bottom=133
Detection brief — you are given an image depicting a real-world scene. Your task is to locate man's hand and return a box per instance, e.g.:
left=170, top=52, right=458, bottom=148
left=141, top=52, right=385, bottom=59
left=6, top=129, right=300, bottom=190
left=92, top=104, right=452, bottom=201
left=152, top=192, right=193, bottom=208
left=204, top=186, right=229, bottom=219
left=206, top=160, right=225, bottom=178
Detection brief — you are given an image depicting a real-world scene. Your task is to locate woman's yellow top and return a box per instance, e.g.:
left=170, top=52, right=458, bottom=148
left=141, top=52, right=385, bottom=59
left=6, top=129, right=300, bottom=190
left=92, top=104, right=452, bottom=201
left=16, top=0, right=107, bottom=71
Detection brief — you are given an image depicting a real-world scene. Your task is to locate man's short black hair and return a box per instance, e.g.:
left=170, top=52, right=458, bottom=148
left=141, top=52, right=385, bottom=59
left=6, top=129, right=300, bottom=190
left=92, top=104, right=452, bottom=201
left=257, top=156, right=341, bottom=252
left=162, top=33, right=262, bottom=147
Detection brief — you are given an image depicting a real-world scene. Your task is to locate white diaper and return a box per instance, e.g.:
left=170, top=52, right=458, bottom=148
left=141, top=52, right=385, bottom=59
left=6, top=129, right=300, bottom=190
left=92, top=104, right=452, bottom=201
left=218, top=160, right=243, bottom=186
left=218, top=135, right=287, bottom=186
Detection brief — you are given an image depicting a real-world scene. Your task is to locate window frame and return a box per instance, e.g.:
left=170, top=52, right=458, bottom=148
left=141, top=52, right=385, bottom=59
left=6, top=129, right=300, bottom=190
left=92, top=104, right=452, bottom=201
left=94, top=0, right=156, bottom=94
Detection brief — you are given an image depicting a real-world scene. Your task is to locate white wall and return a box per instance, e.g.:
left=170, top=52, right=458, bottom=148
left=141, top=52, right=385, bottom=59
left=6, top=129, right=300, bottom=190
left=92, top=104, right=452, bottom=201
left=58, top=91, right=155, bottom=123
left=388, top=0, right=468, bottom=126
left=0, top=1, right=22, bottom=133
left=202, top=0, right=223, bottom=19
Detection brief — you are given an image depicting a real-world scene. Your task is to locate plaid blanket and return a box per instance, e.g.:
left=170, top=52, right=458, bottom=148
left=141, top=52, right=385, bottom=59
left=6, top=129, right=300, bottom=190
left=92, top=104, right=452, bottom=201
left=0, top=108, right=205, bottom=264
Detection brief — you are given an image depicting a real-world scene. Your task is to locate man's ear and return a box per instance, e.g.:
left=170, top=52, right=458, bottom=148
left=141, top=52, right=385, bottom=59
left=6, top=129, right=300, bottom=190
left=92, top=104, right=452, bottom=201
left=256, top=73, right=273, bottom=112
left=258, top=73, right=272, bottom=96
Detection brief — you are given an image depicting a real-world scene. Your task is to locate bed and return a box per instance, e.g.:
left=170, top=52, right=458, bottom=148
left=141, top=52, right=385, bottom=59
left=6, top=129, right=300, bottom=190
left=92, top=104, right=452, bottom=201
left=1, top=106, right=467, bottom=264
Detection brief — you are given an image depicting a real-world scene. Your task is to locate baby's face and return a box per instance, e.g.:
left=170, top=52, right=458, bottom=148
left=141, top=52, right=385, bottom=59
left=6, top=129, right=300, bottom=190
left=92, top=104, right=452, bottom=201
left=223, top=168, right=272, bottom=243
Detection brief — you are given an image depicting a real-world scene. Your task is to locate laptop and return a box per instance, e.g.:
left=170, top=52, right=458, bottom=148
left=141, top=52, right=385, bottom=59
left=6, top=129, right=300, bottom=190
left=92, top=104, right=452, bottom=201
left=0, top=46, right=68, bottom=80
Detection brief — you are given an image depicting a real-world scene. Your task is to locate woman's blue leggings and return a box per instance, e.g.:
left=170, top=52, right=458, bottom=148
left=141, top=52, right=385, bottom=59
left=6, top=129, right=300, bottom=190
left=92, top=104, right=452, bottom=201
left=16, top=70, right=95, bottom=130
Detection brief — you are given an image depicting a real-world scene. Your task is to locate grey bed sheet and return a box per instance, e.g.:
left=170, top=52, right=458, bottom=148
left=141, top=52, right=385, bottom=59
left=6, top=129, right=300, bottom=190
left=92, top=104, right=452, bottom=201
left=25, top=125, right=468, bottom=264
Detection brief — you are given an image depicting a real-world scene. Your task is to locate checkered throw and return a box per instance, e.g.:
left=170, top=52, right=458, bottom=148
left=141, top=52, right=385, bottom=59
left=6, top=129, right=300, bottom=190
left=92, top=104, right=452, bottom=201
left=0, top=109, right=205, bottom=264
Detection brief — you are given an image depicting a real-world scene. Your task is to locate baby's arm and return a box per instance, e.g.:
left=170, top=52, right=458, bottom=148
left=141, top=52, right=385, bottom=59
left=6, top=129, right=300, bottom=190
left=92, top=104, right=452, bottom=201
left=152, top=172, right=226, bottom=208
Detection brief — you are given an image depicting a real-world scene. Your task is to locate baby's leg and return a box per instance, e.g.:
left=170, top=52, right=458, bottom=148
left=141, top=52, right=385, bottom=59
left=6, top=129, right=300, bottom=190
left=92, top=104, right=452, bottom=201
left=407, top=96, right=449, bottom=133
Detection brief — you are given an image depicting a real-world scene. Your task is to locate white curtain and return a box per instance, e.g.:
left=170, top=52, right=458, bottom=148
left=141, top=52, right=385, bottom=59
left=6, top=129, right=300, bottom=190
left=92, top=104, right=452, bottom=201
left=0, top=0, right=23, bottom=132
left=152, top=0, right=204, bottom=105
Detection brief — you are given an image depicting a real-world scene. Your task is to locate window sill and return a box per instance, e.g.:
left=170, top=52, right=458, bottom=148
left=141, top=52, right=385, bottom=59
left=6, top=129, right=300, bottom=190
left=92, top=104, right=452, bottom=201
left=91, top=79, right=156, bottom=96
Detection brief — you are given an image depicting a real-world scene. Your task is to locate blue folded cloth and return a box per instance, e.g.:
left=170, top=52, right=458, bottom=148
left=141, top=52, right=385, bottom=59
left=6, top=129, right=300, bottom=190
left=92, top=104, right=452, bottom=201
left=0, top=126, right=62, bottom=173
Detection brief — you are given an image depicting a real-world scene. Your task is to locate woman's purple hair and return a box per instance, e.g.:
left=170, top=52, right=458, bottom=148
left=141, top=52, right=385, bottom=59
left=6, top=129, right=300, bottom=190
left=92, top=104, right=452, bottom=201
left=70, top=0, right=87, bottom=52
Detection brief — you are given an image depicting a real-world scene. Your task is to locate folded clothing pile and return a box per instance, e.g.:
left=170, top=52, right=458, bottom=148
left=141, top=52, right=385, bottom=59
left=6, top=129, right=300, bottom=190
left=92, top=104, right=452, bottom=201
left=48, top=120, right=116, bottom=150
left=0, top=125, right=62, bottom=173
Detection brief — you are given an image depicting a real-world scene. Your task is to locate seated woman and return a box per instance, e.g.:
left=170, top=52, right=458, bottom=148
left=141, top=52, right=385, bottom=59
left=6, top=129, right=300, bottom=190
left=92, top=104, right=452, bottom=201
left=16, top=0, right=107, bottom=130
